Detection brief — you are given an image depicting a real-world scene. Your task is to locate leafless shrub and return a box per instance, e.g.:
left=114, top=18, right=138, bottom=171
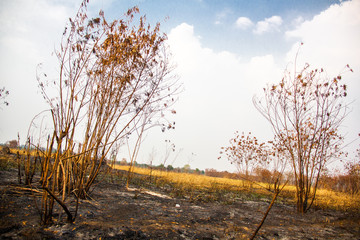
left=253, top=48, right=352, bottom=213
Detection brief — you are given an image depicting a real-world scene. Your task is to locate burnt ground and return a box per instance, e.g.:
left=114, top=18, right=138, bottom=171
left=0, top=165, right=360, bottom=239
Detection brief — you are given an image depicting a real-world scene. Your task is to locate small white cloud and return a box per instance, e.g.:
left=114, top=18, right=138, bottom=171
left=214, top=8, right=232, bottom=25
left=292, top=16, right=305, bottom=27
left=235, top=17, right=253, bottom=29
left=254, top=15, right=283, bottom=34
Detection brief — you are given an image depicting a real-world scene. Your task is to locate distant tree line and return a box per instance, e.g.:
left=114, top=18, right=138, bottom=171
left=119, top=159, right=205, bottom=174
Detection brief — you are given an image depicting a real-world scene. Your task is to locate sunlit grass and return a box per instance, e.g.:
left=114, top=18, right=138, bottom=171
left=0, top=146, right=41, bottom=157
left=0, top=148, right=357, bottom=211
left=313, top=187, right=360, bottom=211
left=114, top=164, right=249, bottom=190
left=113, top=164, right=360, bottom=211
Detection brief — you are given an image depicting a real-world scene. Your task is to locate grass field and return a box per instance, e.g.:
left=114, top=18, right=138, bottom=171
left=113, top=164, right=360, bottom=211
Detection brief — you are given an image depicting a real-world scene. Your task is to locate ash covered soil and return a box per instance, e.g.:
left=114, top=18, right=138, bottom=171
left=1, top=167, right=359, bottom=239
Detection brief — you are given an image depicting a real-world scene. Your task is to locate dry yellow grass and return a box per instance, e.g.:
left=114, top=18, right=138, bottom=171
left=114, top=164, right=250, bottom=191
left=113, top=164, right=360, bottom=211
left=1, top=148, right=357, bottom=211
left=0, top=146, right=41, bottom=157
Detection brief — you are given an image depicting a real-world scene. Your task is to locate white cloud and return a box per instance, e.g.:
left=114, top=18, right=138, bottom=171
left=214, top=8, right=232, bottom=25
left=158, top=23, right=280, bottom=171
left=0, top=0, right=76, bottom=143
left=286, top=0, right=360, bottom=74
left=291, top=16, right=305, bottom=27
left=254, top=15, right=283, bottom=34
left=235, top=17, right=253, bottom=29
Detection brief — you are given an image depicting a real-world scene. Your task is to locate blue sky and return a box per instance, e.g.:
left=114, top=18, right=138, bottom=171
left=104, top=0, right=342, bottom=57
left=0, top=0, right=359, bottom=172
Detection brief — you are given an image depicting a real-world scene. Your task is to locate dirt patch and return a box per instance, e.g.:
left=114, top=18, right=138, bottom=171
left=0, top=165, right=359, bottom=239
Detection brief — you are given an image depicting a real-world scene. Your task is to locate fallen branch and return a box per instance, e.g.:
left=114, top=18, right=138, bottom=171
left=2, top=185, right=43, bottom=195
left=13, top=186, right=42, bottom=194
left=43, top=187, right=73, bottom=223
left=250, top=180, right=288, bottom=240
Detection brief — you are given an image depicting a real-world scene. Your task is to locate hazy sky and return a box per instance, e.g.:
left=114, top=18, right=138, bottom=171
left=0, top=0, right=359, bottom=172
